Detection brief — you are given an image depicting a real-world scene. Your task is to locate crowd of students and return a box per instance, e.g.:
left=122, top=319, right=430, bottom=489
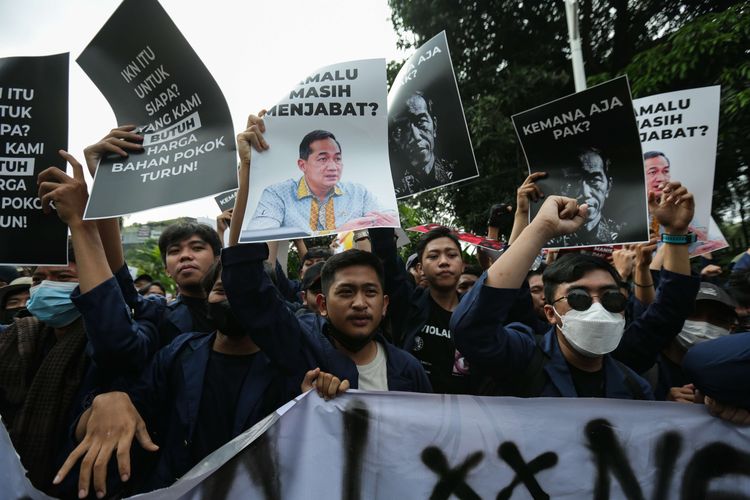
left=1, top=114, right=748, bottom=498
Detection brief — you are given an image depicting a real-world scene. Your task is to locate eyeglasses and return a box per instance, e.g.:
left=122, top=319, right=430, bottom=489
left=551, top=289, right=627, bottom=313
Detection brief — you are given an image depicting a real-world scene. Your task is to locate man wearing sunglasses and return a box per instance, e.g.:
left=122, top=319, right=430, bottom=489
left=451, top=181, right=699, bottom=399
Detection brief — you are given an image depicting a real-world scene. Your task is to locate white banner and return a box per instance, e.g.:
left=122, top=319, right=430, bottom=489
left=5, top=393, right=750, bottom=499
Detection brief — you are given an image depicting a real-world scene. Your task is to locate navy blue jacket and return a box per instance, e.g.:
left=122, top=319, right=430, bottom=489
left=683, top=332, right=750, bottom=408
left=54, top=275, right=165, bottom=498
left=221, top=244, right=432, bottom=393
left=112, top=263, right=207, bottom=347
left=71, top=275, right=164, bottom=378
left=614, top=270, right=699, bottom=374
left=128, top=331, right=298, bottom=492
left=369, top=228, right=549, bottom=349
left=451, top=270, right=698, bottom=399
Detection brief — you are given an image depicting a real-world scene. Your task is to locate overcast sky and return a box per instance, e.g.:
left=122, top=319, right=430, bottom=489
left=0, top=0, right=406, bottom=225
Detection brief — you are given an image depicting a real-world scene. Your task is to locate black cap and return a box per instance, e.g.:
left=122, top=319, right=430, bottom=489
left=301, top=261, right=325, bottom=293
left=135, top=273, right=153, bottom=283
left=696, top=282, right=737, bottom=309
left=0, top=266, right=19, bottom=284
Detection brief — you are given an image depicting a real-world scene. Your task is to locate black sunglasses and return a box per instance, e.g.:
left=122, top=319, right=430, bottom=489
left=552, top=289, right=627, bottom=313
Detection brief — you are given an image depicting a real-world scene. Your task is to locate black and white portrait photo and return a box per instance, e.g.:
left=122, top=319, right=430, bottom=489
left=512, top=76, right=650, bottom=249
left=388, top=31, right=478, bottom=198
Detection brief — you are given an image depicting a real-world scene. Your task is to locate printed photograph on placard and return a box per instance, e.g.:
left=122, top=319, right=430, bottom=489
left=512, top=76, right=649, bottom=249
left=388, top=31, right=479, bottom=198
left=634, top=86, right=721, bottom=257
left=238, top=59, right=399, bottom=243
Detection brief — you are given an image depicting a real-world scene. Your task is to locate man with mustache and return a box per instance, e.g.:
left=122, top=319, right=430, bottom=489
left=223, top=113, right=431, bottom=393
left=247, top=129, right=397, bottom=234
left=390, top=92, right=456, bottom=197
left=549, top=147, right=622, bottom=247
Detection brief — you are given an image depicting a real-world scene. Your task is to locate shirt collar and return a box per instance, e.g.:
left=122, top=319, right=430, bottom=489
left=296, top=176, right=343, bottom=200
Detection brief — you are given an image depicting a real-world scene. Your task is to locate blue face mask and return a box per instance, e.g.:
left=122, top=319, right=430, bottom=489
left=26, top=280, right=81, bottom=328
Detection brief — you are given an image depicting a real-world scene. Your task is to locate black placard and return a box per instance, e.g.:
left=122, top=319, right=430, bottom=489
left=0, top=53, right=69, bottom=265
left=388, top=31, right=479, bottom=198
left=77, top=0, right=237, bottom=219
left=512, top=76, right=649, bottom=249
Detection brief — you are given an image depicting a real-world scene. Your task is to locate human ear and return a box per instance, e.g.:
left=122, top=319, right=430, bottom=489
left=543, top=304, right=557, bottom=325
left=316, top=293, right=327, bottom=317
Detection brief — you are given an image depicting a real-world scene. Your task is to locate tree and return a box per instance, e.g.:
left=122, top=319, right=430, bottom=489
left=388, top=1, right=746, bottom=239
left=124, top=238, right=176, bottom=295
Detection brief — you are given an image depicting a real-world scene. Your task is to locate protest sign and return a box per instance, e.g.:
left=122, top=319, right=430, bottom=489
left=388, top=31, right=478, bottom=198
left=0, top=53, right=69, bottom=265
left=408, top=223, right=505, bottom=252
left=692, top=217, right=729, bottom=257
left=238, top=59, right=399, bottom=243
left=214, top=189, right=236, bottom=211
left=8, top=392, right=748, bottom=499
left=635, top=86, right=722, bottom=257
left=513, top=76, right=649, bottom=249
left=77, top=0, right=236, bottom=219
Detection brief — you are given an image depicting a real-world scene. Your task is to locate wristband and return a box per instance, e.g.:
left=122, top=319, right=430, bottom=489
left=632, top=282, right=653, bottom=288
left=661, top=232, right=696, bottom=245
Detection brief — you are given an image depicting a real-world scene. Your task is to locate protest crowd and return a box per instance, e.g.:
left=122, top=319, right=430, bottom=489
left=2, top=3, right=750, bottom=499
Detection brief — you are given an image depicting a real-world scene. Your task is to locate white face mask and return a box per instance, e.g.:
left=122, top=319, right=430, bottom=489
left=554, top=302, right=626, bottom=358
left=676, top=320, right=730, bottom=350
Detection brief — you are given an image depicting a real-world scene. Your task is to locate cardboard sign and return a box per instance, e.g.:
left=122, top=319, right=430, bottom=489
left=78, top=0, right=237, bottom=219
left=513, top=76, right=649, bottom=249
left=0, top=53, right=69, bottom=265
left=388, top=31, right=479, bottom=198
left=635, top=86, right=722, bottom=257
left=214, top=189, right=236, bottom=211
left=238, top=59, right=399, bottom=243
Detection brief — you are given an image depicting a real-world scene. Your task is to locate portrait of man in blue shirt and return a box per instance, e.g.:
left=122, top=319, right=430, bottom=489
left=247, top=130, right=397, bottom=234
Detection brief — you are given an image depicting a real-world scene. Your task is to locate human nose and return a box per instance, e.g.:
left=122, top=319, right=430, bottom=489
left=408, top=123, right=421, bottom=142
left=178, top=247, right=194, bottom=261
left=352, top=291, right=367, bottom=309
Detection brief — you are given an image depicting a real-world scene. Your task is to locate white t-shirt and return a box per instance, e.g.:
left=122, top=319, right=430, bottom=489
left=357, top=341, right=388, bottom=391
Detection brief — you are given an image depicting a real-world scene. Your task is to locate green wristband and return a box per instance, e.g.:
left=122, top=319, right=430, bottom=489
left=661, top=232, right=697, bottom=245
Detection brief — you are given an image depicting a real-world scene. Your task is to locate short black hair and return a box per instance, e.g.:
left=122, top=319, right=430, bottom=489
left=301, top=247, right=333, bottom=265
left=408, top=91, right=436, bottom=119
left=320, top=249, right=384, bottom=295
left=644, top=150, right=670, bottom=166
left=576, top=147, right=610, bottom=175
left=415, top=226, right=461, bottom=263
left=542, top=253, right=622, bottom=304
left=158, top=222, right=221, bottom=265
left=299, top=130, right=342, bottom=160
left=462, top=265, right=483, bottom=278
left=139, top=281, right=166, bottom=296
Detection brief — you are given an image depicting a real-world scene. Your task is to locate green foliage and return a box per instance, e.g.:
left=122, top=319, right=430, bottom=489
left=591, top=4, right=750, bottom=245
left=388, top=0, right=748, bottom=248
left=124, top=238, right=176, bottom=295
